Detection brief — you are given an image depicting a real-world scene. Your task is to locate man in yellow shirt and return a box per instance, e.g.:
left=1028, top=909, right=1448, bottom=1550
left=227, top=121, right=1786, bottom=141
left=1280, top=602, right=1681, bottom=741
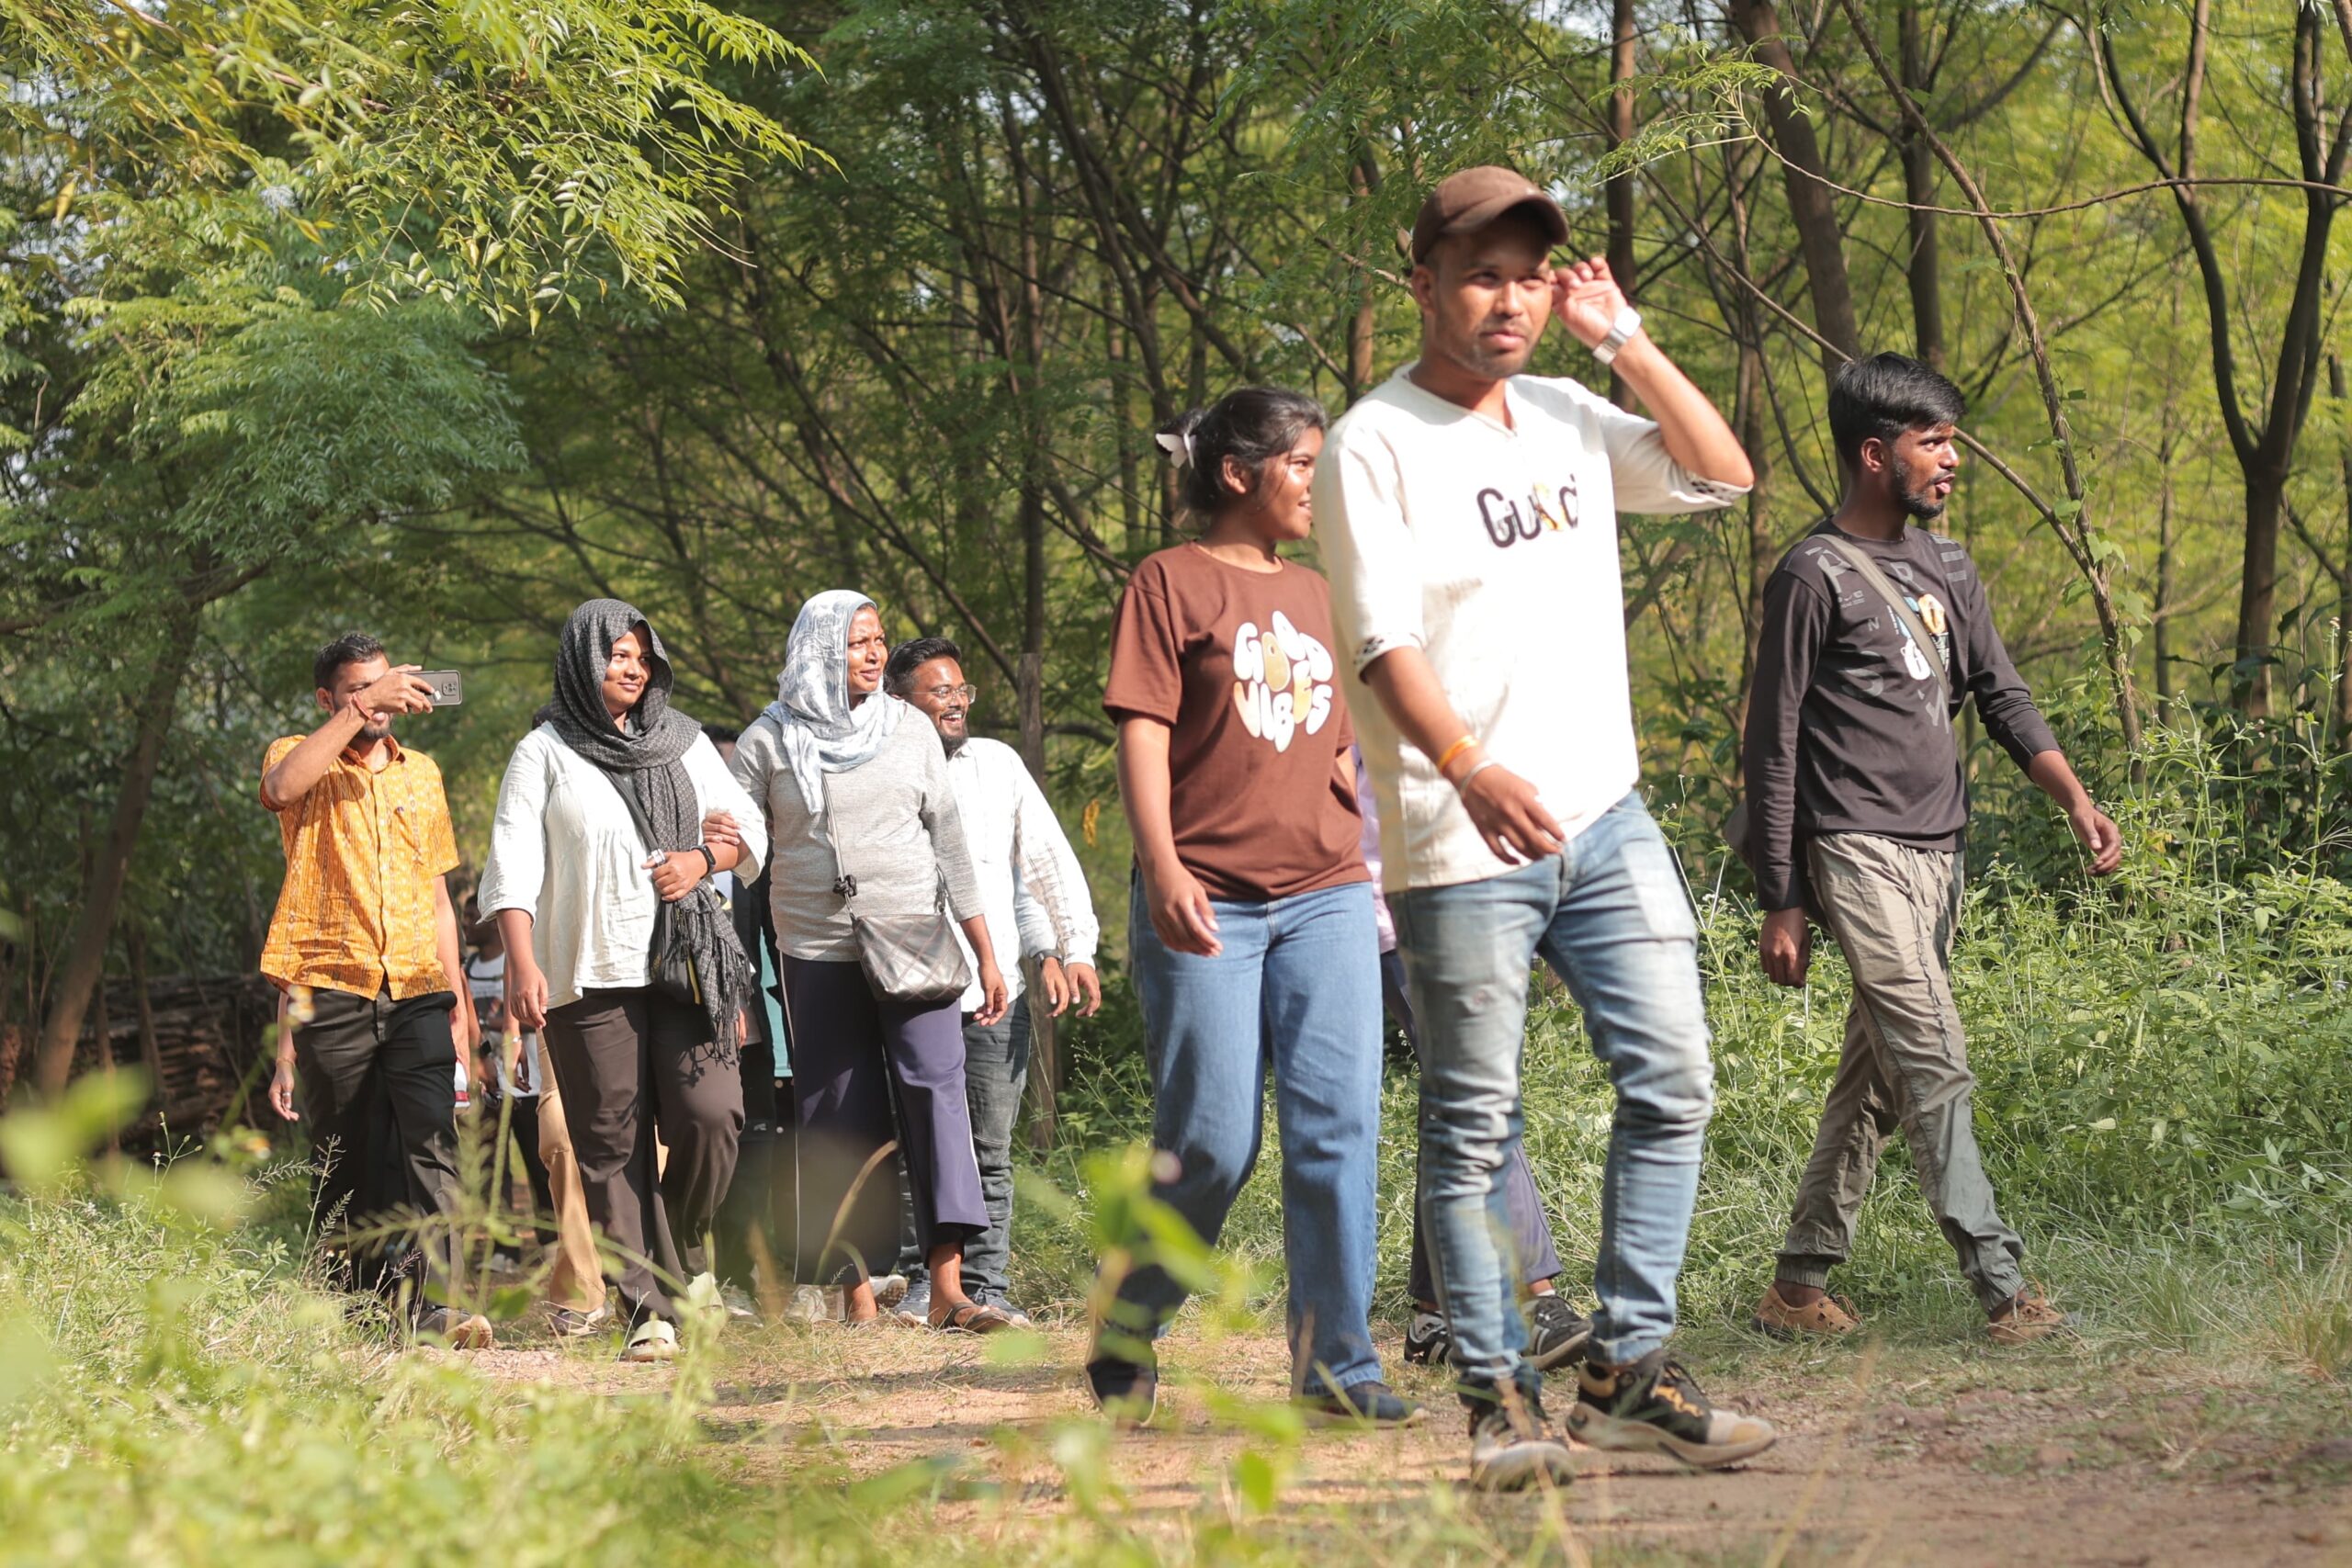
left=260, top=632, right=489, bottom=1348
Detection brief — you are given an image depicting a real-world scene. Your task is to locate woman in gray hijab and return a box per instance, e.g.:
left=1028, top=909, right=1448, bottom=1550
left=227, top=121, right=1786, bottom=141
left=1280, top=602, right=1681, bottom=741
left=481, top=599, right=766, bottom=1362
left=732, top=590, right=1014, bottom=1332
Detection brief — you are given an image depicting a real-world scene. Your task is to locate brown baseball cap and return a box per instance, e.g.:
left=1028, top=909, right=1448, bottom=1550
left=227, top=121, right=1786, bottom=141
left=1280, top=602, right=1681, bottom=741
left=1408, top=165, right=1569, bottom=265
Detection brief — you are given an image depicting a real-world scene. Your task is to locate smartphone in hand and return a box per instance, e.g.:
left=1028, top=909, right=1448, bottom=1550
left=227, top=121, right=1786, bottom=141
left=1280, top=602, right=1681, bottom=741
left=416, top=671, right=464, bottom=707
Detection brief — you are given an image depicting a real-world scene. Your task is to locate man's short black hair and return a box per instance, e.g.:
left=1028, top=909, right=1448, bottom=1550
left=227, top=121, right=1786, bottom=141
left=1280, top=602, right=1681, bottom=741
left=886, top=636, right=963, bottom=694
left=701, top=721, right=740, bottom=745
left=1827, top=353, right=1966, bottom=471
left=312, top=632, right=386, bottom=693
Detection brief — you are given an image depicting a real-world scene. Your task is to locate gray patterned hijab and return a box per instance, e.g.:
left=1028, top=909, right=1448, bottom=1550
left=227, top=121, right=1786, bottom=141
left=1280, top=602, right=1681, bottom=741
left=761, top=590, right=905, bottom=811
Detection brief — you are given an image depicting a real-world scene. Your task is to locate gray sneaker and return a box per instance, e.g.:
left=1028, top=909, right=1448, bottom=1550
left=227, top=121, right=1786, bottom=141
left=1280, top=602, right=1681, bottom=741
left=1468, top=1399, right=1575, bottom=1491
left=892, top=1278, right=933, bottom=1325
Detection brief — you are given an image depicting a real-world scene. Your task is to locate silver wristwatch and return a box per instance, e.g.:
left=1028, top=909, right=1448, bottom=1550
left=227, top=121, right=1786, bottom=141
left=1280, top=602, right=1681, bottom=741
left=1590, top=305, right=1643, bottom=366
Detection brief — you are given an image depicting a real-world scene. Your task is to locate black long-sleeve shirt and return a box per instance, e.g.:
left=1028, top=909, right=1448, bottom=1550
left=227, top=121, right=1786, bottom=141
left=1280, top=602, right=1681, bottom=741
left=1741, top=519, right=2059, bottom=910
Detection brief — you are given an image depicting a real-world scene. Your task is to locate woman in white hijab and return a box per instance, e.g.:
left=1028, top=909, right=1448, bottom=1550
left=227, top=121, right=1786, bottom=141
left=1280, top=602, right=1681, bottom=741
left=731, top=591, right=1014, bottom=1331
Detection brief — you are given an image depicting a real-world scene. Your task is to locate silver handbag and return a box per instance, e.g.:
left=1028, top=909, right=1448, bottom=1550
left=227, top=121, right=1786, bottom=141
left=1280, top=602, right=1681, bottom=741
left=819, top=776, right=973, bottom=1008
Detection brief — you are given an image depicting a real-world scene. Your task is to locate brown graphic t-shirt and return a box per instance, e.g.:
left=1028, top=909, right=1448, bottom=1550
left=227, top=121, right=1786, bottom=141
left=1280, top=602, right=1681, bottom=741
left=1104, top=544, right=1367, bottom=903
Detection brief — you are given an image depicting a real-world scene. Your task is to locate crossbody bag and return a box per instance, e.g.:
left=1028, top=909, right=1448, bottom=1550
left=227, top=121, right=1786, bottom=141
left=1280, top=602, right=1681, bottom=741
left=817, top=775, right=973, bottom=1008
left=1725, top=533, right=1952, bottom=874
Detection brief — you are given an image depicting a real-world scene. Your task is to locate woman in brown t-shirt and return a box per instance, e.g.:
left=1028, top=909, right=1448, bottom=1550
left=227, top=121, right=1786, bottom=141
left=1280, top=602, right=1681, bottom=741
left=1089, top=388, right=1415, bottom=1427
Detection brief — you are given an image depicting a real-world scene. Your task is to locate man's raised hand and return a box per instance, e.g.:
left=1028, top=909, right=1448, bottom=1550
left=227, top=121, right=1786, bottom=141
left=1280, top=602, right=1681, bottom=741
left=1550, top=256, right=1632, bottom=349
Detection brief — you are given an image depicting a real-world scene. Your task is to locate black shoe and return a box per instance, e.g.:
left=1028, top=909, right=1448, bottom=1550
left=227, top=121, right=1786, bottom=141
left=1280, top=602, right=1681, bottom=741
left=1566, top=1348, right=1777, bottom=1469
left=1467, top=1394, right=1575, bottom=1491
left=1085, top=1352, right=1159, bottom=1427
left=1522, top=1294, right=1593, bottom=1371
left=1299, top=1381, right=1424, bottom=1427
left=1402, top=1310, right=1453, bottom=1368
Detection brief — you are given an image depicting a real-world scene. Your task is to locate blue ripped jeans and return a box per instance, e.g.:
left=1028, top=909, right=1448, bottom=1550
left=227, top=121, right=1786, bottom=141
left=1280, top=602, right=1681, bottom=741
left=1392, top=793, right=1713, bottom=1405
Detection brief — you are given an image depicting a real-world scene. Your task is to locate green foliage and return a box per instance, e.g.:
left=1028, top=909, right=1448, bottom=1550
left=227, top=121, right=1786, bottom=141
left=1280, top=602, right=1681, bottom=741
left=7, top=0, right=820, bottom=323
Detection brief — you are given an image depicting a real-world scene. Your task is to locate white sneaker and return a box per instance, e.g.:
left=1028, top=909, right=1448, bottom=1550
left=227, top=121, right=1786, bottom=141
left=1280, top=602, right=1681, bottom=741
left=871, top=1273, right=910, bottom=1310
left=622, top=1319, right=679, bottom=1362
left=784, top=1285, right=837, bottom=1325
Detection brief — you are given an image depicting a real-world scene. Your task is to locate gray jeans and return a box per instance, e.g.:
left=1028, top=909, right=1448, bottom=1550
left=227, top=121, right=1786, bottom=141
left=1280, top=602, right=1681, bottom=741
left=899, top=993, right=1031, bottom=1300
left=1776, top=833, right=2027, bottom=1311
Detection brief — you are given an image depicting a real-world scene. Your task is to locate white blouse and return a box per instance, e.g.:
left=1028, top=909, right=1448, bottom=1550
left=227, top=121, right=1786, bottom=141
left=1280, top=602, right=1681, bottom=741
left=478, top=725, right=766, bottom=1012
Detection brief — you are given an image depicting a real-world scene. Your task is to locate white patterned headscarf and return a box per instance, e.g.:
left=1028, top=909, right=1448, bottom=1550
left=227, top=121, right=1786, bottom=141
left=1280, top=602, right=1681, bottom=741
left=762, top=589, right=906, bottom=811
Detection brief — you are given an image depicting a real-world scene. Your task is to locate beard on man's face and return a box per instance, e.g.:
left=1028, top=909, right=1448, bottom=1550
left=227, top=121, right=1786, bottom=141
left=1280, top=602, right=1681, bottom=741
left=357, top=714, right=395, bottom=742
left=1892, top=454, right=1949, bottom=521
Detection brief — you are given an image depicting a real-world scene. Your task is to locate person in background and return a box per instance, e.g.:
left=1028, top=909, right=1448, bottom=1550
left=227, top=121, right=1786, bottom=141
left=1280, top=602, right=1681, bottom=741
left=701, top=722, right=799, bottom=1317
left=882, top=637, right=1102, bottom=1329
left=259, top=631, right=491, bottom=1348
left=481, top=600, right=765, bottom=1363
left=1356, top=749, right=1589, bottom=1372
left=1743, top=353, right=2120, bottom=1344
left=1091, top=387, right=1418, bottom=1429
left=462, top=893, right=606, bottom=1336
left=730, top=591, right=1015, bottom=1333
left=1319, top=166, right=1774, bottom=1486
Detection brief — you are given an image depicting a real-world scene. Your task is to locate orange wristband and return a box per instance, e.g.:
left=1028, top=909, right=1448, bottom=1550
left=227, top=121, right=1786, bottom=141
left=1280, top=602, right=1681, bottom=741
left=1434, top=735, right=1478, bottom=774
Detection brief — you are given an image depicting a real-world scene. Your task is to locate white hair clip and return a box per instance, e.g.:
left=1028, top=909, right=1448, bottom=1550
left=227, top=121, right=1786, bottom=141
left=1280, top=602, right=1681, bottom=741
left=1153, top=430, right=1196, bottom=466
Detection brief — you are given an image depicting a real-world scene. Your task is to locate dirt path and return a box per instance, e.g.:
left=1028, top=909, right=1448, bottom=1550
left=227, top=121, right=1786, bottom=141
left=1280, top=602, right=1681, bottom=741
left=472, top=1321, right=2352, bottom=1565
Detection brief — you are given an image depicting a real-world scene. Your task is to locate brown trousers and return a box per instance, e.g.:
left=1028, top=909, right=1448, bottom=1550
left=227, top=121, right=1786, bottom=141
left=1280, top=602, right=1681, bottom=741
left=541, top=987, right=742, bottom=1325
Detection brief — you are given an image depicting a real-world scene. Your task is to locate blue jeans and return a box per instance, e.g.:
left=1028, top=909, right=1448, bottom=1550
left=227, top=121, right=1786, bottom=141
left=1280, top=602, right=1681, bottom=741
left=1392, top=793, right=1713, bottom=1400
left=1109, top=874, right=1386, bottom=1397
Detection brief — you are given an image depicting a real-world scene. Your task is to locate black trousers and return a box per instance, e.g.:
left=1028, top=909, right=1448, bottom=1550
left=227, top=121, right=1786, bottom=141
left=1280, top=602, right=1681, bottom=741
left=541, top=987, right=743, bottom=1325
left=293, top=987, right=464, bottom=1305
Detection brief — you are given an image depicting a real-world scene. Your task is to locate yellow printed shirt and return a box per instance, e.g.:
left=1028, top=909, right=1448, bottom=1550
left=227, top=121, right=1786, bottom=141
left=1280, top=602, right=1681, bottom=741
left=259, top=734, right=461, bottom=1000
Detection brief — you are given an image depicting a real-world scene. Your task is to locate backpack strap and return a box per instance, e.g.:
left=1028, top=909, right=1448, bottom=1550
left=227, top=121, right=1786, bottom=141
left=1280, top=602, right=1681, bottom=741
left=1823, top=534, right=1952, bottom=725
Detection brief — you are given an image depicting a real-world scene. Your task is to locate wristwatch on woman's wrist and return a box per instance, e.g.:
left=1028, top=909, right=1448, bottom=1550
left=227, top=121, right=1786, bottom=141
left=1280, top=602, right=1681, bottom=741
left=695, top=844, right=717, bottom=875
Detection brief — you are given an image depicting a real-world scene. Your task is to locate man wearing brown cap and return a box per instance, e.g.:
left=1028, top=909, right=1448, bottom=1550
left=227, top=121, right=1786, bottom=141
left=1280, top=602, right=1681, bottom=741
left=1316, top=166, right=1773, bottom=1488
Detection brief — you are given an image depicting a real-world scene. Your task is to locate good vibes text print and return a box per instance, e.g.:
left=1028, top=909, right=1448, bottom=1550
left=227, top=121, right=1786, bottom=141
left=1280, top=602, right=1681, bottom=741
left=1231, top=611, right=1335, bottom=753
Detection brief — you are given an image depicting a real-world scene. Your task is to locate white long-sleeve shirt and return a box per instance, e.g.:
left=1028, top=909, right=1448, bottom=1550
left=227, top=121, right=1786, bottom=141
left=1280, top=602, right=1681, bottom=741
left=478, top=725, right=766, bottom=1012
left=945, top=738, right=1099, bottom=1013
left=1317, top=365, right=1747, bottom=891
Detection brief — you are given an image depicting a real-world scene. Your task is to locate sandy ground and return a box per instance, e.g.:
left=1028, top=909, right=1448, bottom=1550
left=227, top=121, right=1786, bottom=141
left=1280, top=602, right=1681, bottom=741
left=465, top=1312, right=2352, bottom=1566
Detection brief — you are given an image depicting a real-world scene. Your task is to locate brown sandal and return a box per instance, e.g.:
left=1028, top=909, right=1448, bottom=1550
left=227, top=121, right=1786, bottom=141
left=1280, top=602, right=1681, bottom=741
left=931, top=1298, right=1015, bottom=1335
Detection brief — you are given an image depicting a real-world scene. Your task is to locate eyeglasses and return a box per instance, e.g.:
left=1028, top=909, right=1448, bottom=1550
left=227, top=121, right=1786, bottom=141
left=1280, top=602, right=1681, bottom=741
left=919, top=683, right=978, bottom=705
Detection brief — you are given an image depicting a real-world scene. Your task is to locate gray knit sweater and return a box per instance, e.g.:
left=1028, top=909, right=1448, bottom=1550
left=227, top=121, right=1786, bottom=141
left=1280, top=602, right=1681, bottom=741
left=730, top=710, right=985, bottom=962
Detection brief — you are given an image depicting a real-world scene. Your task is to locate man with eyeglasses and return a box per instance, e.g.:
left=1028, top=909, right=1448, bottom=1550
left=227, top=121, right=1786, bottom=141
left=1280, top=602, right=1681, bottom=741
left=881, top=636, right=1101, bottom=1325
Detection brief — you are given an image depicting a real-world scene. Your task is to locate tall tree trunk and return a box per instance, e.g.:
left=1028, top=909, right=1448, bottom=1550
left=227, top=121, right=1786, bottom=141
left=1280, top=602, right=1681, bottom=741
left=1726, top=0, right=1861, bottom=368
left=28, top=602, right=198, bottom=1102
left=2093, top=0, right=2348, bottom=718
left=2154, top=440, right=2178, bottom=712
left=1898, top=6, right=1945, bottom=371
left=2240, top=469, right=2289, bottom=707
left=1734, top=334, right=1773, bottom=772
left=91, top=946, right=119, bottom=1153
left=2335, top=355, right=2352, bottom=731
left=1606, top=0, right=1640, bottom=408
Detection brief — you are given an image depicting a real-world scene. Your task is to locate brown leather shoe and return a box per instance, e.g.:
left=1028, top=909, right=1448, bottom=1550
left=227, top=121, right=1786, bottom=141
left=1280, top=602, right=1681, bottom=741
left=1750, top=1281, right=1860, bottom=1338
left=1987, top=1289, right=2073, bottom=1345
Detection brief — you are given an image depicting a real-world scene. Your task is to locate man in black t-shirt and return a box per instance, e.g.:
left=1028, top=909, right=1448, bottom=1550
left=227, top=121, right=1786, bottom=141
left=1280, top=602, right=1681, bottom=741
left=1741, top=354, right=2122, bottom=1344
